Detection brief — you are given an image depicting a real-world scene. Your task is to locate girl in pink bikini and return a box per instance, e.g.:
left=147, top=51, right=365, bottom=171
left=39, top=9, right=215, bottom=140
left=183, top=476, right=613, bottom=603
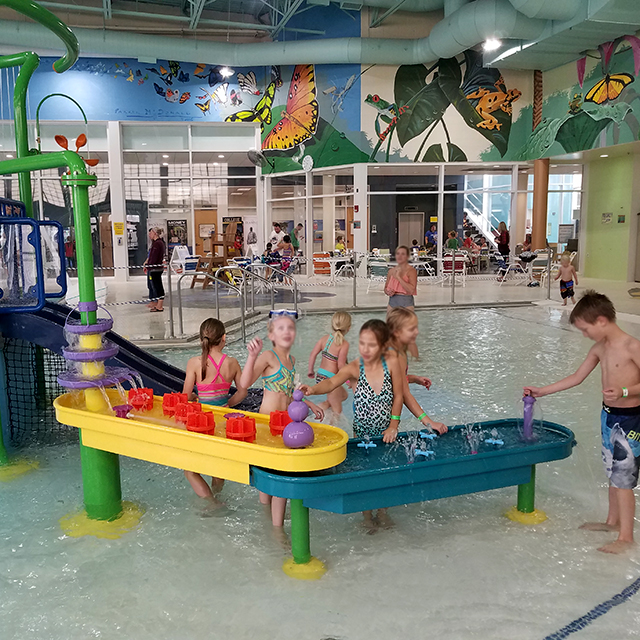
left=182, top=318, right=247, bottom=501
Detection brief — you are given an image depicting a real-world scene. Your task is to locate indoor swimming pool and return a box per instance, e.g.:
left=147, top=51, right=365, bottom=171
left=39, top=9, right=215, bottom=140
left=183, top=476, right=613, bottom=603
left=3, top=305, right=640, bottom=640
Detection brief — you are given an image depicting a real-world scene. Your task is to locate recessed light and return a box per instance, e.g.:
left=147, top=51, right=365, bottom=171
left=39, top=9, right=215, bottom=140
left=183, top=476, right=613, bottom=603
left=218, top=154, right=225, bottom=158
left=493, top=165, right=500, bottom=168
left=213, top=162, right=219, bottom=166
left=162, top=162, right=169, bottom=166
left=162, top=154, right=169, bottom=158
left=5, top=153, right=13, bottom=158
left=551, top=164, right=558, bottom=168
left=600, top=154, right=608, bottom=158
left=141, top=143, right=147, bottom=146
left=483, top=38, right=502, bottom=52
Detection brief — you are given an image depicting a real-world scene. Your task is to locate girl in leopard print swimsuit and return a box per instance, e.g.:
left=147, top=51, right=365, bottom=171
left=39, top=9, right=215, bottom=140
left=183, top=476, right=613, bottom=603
left=300, top=319, right=404, bottom=530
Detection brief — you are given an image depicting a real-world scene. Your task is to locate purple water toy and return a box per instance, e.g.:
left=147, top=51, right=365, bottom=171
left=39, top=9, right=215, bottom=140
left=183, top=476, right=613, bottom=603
left=113, top=404, right=133, bottom=419
left=224, top=412, right=245, bottom=419
left=523, top=395, right=537, bottom=441
left=282, top=390, right=314, bottom=448
left=57, top=366, right=133, bottom=390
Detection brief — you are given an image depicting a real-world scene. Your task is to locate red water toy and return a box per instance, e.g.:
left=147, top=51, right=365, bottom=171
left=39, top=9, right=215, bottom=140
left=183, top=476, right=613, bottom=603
left=162, top=392, right=188, bottom=416
left=128, top=388, right=154, bottom=411
left=174, top=402, right=202, bottom=424
left=269, top=410, right=289, bottom=436
left=226, top=415, right=256, bottom=443
left=186, top=411, right=216, bottom=435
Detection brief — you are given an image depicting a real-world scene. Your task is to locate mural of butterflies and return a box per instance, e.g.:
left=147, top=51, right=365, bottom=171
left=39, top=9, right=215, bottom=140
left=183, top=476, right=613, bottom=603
left=230, top=89, right=242, bottom=106
left=126, top=69, right=134, bottom=82
left=179, top=92, right=191, bottom=104
left=147, top=66, right=173, bottom=86
left=237, top=71, right=260, bottom=95
left=262, top=64, right=318, bottom=151
left=196, top=98, right=212, bottom=115
left=271, top=65, right=283, bottom=88
left=178, top=70, right=190, bottom=83
left=194, top=63, right=207, bottom=76
left=199, top=83, right=229, bottom=105
left=225, top=81, right=277, bottom=130
left=195, top=65, right=226, bottom=87
left=584, top=72, right=634, bottom=104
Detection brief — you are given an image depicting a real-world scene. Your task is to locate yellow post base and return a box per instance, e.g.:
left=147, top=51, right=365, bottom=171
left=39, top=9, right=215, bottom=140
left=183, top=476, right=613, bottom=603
left=505, top=506, right=548, bottom=525
left=0, top=459, right=39, bottom=482
left=282, top=556, right=326, bottom=580
left=60, top=501, right=144, bottom=540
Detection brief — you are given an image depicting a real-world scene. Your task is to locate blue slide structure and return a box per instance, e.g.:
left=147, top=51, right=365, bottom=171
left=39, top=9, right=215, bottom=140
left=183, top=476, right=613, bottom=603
left=0, top=301, right=185, bottom=394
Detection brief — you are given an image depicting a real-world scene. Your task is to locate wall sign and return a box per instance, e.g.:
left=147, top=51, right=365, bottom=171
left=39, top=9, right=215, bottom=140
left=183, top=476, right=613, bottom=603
left=113, top=222, right=124, bottom=235
left=601, top=213, right=613, bottom=224
left=618, top=214, right=626, bottom=224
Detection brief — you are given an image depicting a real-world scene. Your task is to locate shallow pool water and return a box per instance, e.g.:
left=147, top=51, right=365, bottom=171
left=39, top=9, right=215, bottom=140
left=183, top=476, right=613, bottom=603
left=4, top=306, right=640, bottom=639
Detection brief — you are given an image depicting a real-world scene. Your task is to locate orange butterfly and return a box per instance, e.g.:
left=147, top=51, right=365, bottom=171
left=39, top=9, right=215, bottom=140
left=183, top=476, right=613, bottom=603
left=262, top=65, right=318, bottom=151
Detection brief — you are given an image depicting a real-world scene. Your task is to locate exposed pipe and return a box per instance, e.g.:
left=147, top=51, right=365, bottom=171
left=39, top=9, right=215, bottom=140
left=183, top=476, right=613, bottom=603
left=0, top=0, right=546, bottom=65
left=507, top=0, right=582, bottom=21
left=444, top=0, right=468, bottom=18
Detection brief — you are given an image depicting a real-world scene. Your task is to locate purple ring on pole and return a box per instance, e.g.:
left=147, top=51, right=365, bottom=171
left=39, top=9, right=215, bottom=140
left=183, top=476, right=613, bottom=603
left=64, top=318, right=113, bottom=334
left=57, top=366, right=133, bottom=390
left=77, top=300, right=98, bottom=312
left=62, top=341, right=119, bottom=362
left=523, top=395, right=536, bottom=441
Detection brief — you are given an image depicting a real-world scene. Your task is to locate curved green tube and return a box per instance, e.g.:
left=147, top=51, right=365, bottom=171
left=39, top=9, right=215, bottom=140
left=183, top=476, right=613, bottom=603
left=0, top=0, right=78, bottom=73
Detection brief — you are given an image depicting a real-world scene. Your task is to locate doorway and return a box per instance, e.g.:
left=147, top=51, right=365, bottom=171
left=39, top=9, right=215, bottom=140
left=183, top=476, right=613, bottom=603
left=398, top=212, right=424, bottom=248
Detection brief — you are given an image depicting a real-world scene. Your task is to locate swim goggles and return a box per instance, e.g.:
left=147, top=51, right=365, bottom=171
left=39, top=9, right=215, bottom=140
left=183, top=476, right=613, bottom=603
left=269, top=309, right=298, bottom=319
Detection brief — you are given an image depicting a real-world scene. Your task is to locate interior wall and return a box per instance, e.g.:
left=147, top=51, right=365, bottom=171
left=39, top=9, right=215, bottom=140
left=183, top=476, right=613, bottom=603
left=584, top=154, right=634, bottom=280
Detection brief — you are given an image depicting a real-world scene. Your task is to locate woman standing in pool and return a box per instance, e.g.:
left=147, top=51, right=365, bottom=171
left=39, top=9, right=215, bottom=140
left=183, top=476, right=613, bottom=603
left=301, top=319, right=404, bottom=530
left=307, top=311, right=352, bottom=418
left=384, top=245, right=419, bottom=358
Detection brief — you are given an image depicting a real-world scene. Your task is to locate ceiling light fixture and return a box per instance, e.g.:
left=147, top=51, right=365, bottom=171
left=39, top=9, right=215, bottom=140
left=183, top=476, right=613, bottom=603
left=600, top=154, right=609, bottom=158
left=5, top=153, right=13, bottom=158
left=162, top=162, right=169, bottom=166
left=213, top=162, right=219, bottom=166
left=162, top=154, right=169, bottom=158
left=218, top=154, right=225, bottom=159
left=483, top=38, right=502, bottom=52
left=220, top=67, right=234, bottom=78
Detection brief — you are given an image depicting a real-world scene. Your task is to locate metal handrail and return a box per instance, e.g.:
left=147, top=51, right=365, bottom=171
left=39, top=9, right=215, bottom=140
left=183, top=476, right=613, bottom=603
left=263, top=264, right=299, bottom=314
left=175, top=272, right=246, bottom=342
left=226, top=264, right=277, bottom=313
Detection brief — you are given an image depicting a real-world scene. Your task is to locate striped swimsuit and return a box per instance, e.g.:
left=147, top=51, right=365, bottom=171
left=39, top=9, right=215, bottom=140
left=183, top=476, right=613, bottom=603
left=353, top=356, right=393, bottom=438
left=262, top=350, right=295, bottom=397
left=316, top=335, right=338, bottom=382
left=197, top=354, right=232, bottom=406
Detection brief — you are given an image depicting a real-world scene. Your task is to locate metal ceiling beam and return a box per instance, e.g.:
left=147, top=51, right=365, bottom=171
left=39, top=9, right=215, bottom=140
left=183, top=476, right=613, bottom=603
left=188, top=0, right=207, bottom=29
left=35, top=1, right=277, bottom=31
left=102, top=0, right=112, bottom=20
left=271, top=0, right=306, bottom=38
left=369, top=0, right=408, bottom=27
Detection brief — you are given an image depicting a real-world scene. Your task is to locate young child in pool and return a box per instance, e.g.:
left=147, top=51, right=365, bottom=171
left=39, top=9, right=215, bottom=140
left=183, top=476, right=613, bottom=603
left=386, top=308, right=447, bottom=435
left=301, top=319, right=404, bottom=531
left=240, top=312, right=324, bottom=531
left=182, top=318, right=247, bottom=501
left=555, top=252, right=578, bottom=306
left=307, top=311, right=352, bottom=418
left=524, top=291, right=640, bottom=554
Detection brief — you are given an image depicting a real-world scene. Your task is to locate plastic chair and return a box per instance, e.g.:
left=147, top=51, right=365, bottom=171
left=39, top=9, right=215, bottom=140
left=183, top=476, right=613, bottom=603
left=441, top=254, right=466, bottom=287
left=313, top=253, right=331, bottom=276
left=367, top=259, right=389, bottom=293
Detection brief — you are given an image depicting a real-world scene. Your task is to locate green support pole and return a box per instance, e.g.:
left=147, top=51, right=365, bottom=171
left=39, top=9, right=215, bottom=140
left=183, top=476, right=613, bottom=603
left=506, top=465, right=547, bottom=525
left=290, top=499, right=311, bottom=565
left=79, top=432, right=122, bottom=520
left=517, top=465, right=536, bottom=513
left=0, top=418, right=8, bottom=465
left=282, top=499, right=326, bottom=579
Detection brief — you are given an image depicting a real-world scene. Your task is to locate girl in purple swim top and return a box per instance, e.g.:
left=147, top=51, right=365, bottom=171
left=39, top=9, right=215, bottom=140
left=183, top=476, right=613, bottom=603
left=182, top=318, right=247, bottom=502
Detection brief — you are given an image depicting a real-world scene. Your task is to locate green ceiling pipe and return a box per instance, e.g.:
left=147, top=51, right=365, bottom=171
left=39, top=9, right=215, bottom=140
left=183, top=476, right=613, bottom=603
left=35, top=93, right=87, bottom=152
left=0, top=0, right=548, bottom=65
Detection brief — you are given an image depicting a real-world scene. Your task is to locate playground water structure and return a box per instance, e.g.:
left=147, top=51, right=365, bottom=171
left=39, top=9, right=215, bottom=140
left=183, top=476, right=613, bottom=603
left=0, top=3, right=637, bottom=636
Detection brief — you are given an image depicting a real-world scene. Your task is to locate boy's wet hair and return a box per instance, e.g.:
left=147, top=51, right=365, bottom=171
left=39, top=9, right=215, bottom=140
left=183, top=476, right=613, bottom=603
left=570, top=290, right=616, bottom=325
left=360, top=319, right=390, bottom=348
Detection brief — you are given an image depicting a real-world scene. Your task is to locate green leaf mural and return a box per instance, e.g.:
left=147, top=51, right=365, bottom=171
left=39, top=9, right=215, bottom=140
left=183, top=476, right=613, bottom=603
left=422, top=144, right=445, bottom=161
left=438, top=55, right=513, bottom=156
left=421, top=142, right=467, bottom=162
left=394, top=64, right=450, bottom=147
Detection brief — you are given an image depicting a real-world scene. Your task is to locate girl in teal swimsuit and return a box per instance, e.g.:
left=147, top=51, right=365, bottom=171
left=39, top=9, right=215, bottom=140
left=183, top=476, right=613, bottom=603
left=301, top=319, right=404, bottom=530
left=240, top=313, right=324, bottom=531
left=307, top=311, right=352, bottom=418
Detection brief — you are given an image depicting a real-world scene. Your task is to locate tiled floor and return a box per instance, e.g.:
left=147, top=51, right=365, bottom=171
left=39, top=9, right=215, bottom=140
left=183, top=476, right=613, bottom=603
left=82, top=272, right=640, bottom=343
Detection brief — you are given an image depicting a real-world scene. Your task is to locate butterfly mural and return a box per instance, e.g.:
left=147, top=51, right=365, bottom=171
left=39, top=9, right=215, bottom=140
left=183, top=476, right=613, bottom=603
left=271, top=65, right=283, bottom=89
left=154, top=83, right=190, bottom=104
left=230, top=89, right=242, bottom=106
left=237, top=71, right=260, bottom=95
left=195, top=99, right=211, bottom=115
left=147, top=65, right=173, bottom=86
left=262, top=64, right=318, bottom=151
left=225, top=81, right=277, bottom=130
left=195, top=65, right=227, bottom=87
left=584, top=73, right=634, bottom=104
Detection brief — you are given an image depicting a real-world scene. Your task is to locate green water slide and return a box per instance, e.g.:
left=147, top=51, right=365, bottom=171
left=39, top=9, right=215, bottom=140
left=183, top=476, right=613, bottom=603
left=0, top=1, right=100, bottom=469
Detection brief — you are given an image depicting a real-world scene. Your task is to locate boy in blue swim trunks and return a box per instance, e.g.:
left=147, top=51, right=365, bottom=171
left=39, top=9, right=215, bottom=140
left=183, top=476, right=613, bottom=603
left=525, top=290, right=640, bottom=554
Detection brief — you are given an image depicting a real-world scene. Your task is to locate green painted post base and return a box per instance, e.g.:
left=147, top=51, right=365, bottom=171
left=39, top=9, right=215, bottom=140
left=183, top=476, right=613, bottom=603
left=282, top=498, right=326, bottom=580
left=505, top=465, right=547, bottom=525
left=0, top=438, right=8, bottom=466
left=79, top=433, right=123, bottom=521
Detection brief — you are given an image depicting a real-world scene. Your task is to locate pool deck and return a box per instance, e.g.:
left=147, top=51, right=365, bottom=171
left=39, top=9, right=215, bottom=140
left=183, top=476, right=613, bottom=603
left=82, top=274, right=640, bottom=343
